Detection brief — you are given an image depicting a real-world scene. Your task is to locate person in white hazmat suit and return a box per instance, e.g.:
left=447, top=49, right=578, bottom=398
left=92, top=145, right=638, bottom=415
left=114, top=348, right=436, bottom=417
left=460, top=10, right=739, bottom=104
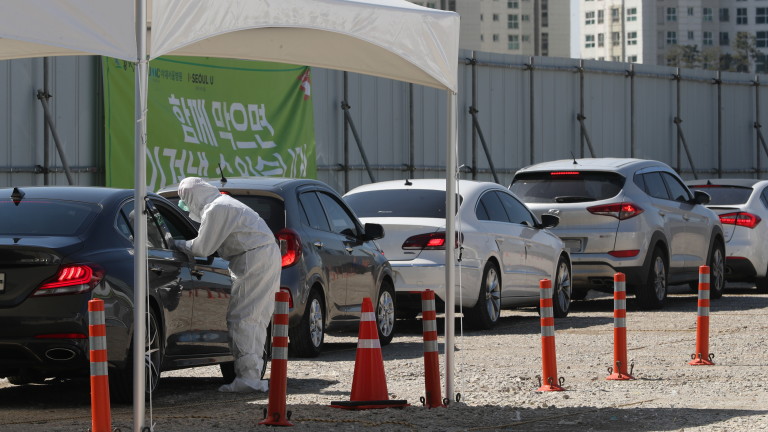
left=174, top=177, right=281, bottom=393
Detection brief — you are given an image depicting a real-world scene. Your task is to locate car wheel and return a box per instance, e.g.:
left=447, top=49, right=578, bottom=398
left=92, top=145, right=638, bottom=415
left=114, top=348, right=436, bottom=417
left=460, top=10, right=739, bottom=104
left=220, top=323, right=271, bottom=383
left=466, top=261, right=501, bottom=330
left=636, top=247, right=667, bottom=310
left=571, top=288, right=589, bottom=301
left=289, top=289, right=324, bottom=358
left=110, top=307, right=164, bottom=404
left=552, top=256, right=572, bottom=318
left=708, top=241, right=725, bottom=300
left=757, top=270, right=768, bottom=294
left=376, top=280, right=396, bottom=346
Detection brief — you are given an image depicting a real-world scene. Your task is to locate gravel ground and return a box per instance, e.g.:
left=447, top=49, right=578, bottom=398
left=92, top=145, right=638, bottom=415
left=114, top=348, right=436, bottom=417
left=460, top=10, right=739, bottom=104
left=2, top=284, right=768, bottom=431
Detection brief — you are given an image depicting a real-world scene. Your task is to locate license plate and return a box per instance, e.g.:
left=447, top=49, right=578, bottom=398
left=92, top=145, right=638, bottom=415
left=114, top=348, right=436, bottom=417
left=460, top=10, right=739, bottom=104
left=0, top=272, right=5, bottom=293
left=563, top=239, right=583, bottom=253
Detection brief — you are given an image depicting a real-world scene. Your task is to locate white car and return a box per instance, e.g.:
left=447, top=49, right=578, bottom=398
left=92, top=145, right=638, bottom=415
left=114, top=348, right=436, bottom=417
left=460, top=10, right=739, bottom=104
left=343, top=179, right=572, bottom=329
left=686, top=179, right=768, bottom=293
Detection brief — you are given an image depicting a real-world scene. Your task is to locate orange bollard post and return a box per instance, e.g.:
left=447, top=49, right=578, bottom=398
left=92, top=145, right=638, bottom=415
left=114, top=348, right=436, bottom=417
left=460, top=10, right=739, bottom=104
left=259, top=291, right=293, bottom=426
left=537, top=279, right=565, bottom=391
left=606, top=273, right=635, bottom=380
left=420, top=290, right=446, bottom=408
left=88, top=298, right=111, bottom=432
left=689, top=266, right=715, bottom=366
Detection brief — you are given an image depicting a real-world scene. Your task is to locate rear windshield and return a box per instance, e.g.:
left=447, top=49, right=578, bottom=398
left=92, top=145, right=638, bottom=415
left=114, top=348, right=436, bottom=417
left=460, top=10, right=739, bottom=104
left=164, top=194, right=285, bottom=234
left=687, top=185, right=753, bottom=205
left=0, top=199, right=100, bottom=236
left=344, top=189, right=461, bottom=218
left=510, top=171, right=625, bottom=204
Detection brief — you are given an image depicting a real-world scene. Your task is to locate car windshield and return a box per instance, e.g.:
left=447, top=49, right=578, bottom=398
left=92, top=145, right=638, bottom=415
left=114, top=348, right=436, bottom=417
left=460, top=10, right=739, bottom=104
left=0, top=199, right=100, bottom=236
left=687, top=185, right=753, bottom=205
left=165, top=194, right=285, bottom=234
left=510, top=171, right=625, bottom=203
left=344, top=189, right=461, bottom=218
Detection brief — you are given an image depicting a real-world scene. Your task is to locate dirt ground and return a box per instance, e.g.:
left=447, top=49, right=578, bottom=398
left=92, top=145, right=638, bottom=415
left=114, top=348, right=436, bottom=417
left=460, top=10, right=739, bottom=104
left=1, top=284, right=767, bottom=431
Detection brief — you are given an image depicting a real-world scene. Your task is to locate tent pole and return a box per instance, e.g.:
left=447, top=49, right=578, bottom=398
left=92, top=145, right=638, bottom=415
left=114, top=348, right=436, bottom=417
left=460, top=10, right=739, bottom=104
left=133, top=0, right=149, bottom=431
left=445, top=90, right=457, bottom=402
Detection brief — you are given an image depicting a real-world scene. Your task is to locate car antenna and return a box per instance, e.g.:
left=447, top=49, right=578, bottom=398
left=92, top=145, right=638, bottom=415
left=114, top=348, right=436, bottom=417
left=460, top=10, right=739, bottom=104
left=707, top=179, right=712, bottom=185
left=218, top=163, right=228, bottom=184
left=11, top=187, right=25, bottom=206
left=571, top=152, right=578, bottom=165
left=405, top=178, right=412, bottom=186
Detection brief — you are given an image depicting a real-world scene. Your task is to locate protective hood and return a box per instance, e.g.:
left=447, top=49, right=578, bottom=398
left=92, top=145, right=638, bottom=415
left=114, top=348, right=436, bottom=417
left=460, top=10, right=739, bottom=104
left=178, top=177, right=221, bottom=222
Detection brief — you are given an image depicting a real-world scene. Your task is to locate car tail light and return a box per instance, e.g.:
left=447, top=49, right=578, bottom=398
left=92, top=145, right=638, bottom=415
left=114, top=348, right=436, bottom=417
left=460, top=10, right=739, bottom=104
left=276, top=228, right=302, bottom=268
left=719, top=212, right=761, bottom=229
left=33, top=264, right=102, bottom=296
left=587, top=202, right=644, bottom=220
left=550, top=171, right=580, bottom=176
left=279, top=287, right=294, bottom=308
left=34, top=333, right=88, bottom=339
left=402, top=232, right=461, bottom=250
left=609, top=250, right=640, bottom=258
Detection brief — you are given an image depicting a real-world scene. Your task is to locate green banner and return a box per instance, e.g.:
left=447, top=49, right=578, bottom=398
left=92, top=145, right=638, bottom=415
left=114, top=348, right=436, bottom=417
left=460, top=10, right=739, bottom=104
left=103, top=56, right=316, bottom=190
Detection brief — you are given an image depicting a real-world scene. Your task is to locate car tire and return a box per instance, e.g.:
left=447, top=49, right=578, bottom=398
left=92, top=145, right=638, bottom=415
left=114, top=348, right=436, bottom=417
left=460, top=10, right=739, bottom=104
left=552, top=256, right=572, bottom=318
left=466, top=261, right=501, bottom=330
left=110, top=307, right=164, bottom=404
left=571, top=288, right=589, bottom=301
left=376, top=280, right=396, bottom=346
left=757, top=273, right=768, bottom=294
left=636, top=247, right=667, bottom=310
left=219, top=323, right=271, bottom=383
left=289, top=289, right=325, bottom=358
left=708, top=240, right=725, bottom=300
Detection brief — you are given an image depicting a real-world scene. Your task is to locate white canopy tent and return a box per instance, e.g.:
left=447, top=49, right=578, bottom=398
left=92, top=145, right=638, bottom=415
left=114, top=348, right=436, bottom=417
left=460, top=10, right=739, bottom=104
left=1, top=1, right=460, bottom=430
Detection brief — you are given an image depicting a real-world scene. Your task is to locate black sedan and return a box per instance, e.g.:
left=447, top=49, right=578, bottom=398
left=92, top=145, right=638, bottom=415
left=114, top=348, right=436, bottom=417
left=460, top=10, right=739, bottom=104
left=0, top=187, right=237, bottom=402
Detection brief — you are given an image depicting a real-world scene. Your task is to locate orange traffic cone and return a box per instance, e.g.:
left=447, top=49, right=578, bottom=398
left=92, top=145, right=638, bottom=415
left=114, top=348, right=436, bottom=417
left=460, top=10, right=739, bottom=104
left=330, top=297, right=408, bottom=410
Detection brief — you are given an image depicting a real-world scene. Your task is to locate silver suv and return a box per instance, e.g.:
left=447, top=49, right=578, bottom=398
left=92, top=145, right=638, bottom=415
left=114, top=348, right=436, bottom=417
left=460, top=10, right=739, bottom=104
left=510, top=158, right=725, bottom=309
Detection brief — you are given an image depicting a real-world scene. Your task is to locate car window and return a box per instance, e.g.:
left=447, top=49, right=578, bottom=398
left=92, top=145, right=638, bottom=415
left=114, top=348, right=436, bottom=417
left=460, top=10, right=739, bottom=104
left=510, top=171, right=624, bottom=203
left=318, top=192, right=358, bottom=237
left=641, top=172, right=670, bottom=200
left=477, top=191, right=509, bottom=222
left=151, top=199, right=197, bottom=241
left=0, top=198, right=99, bottom=236
left=688, top=185, right=754, bottom=205
left=299, top=191, right=331, bottom=232
left=762, top=188, right=768, bottom=208
left=661, top=172, right=691, bottom=202
left=226, top=195, right=285, bottom=234
left=119, top=200, right=166, bottom=248
left=343, top=189, right=461, bottom=218
left=497, top=192, right=536, bottom=226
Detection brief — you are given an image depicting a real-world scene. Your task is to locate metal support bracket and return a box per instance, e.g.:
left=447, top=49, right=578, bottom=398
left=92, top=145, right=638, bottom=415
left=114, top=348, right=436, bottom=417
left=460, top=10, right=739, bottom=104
left=36, top=90, right=75, bottom=185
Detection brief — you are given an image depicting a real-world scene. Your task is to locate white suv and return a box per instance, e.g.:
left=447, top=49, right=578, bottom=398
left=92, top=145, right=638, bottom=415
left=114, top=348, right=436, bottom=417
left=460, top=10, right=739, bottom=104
left=510, top=158, right=725, bottom=309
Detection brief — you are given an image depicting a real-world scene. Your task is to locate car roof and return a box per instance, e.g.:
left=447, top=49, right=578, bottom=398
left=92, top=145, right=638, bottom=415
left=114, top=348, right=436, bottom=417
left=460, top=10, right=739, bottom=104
left=344, top=178, right=505, bottom=195
left=157, top=177, right=333, bottom=196
left=0, top=186, right=133, bottom=205
left=685, top=178, right=768, bottom=188
left=515, top=158, right=670, bottom=175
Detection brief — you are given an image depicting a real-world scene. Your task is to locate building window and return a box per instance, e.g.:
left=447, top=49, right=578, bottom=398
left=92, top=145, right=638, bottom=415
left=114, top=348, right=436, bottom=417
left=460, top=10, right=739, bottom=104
left=493, top=34, right=499, bottom=42
left=703, top=8, right=713, bottom=22
left=703, top=31, right=713, bottom=46
left=758, top=31, right=768, bottom=48
left=585, top=34, right=595, bottom=48
left=612, top=56, right=621, bottom=62
left=507, top=1, right=519, bottom=8
left=541, top=0, right=549, bottom=27
left=627, top=31, right=638, bottom=45
left=542, top=32, right=549, bottom=56
left=758, top=8, right=768, bottom=24
left=522, top=14, right=530, bottom=22
left=666, top=7, right=677, bottom=22
left=688, top=31, right=694, bottom=41
left=720, top=32, right=730, bottom=46
left=598, top=10, right=604, bottom=24
left=720, top=8, right=730, bottom=22
left=628, top=55, right=638, bottom=63
left=508, top=14, right=519, bottom=29
left=493, top=14, right=499, bottom=21
left=611, top=8, right=620, bottom=23
left=667, top=31, right=677, bottom=45
left=737, top=8, right=748, bottom=24
left=612, top=31, right=621, bottom=46
left=480, top=34, right=484, bottom=42
left=522, top=34, right=530, bottom=42
left=687, top=7, right=694, bottom=16
left=627, top=8, right=637, bottom=22
left=508, top=34, right=520, bottom=50
left=598, top=33, right=605, bottom=47
left=586, top=11, right=595, bottom=25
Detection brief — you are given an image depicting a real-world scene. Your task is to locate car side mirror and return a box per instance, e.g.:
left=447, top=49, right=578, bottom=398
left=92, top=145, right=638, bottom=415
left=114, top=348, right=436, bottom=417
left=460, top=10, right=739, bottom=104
left=538, top=214, right=560, bottom=229
left=691, top=190, right=711, bottom=205
left=362, top=223, right=385, bottom=241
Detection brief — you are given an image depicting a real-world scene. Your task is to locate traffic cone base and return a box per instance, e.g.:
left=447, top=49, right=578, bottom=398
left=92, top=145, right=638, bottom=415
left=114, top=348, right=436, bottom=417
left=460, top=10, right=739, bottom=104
left=606, top=372, right=635, bottom=381
left=537, top=384, right=565, bottom=392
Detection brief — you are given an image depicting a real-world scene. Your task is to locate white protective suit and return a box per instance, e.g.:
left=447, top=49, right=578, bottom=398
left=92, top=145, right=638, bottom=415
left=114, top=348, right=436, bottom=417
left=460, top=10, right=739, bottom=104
left=174, top=177, right=281, bottom=393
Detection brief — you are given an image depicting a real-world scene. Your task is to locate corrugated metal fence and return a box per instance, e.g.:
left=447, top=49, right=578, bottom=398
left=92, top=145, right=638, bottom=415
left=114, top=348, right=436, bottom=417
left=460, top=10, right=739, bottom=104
left=3, top=49, right=768, bottom=192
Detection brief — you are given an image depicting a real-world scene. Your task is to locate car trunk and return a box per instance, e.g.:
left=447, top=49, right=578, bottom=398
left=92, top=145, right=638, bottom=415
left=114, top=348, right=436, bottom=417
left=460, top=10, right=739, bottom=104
left=701, top=206, right=740, bottom=242
left=0, top=239, right=77, bottom=308
left=358, top=217, right=444, bottom=261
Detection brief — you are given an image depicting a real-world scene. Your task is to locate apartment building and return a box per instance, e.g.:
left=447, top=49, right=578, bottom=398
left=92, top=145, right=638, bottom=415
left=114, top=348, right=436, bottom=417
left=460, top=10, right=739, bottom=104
left=579, top=0, right=768, bottom=71
left=410, top=0, right=573, bottom=58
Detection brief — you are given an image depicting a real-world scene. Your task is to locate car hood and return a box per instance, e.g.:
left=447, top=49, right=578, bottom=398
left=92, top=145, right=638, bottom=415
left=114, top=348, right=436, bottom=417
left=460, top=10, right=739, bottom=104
left=358, top=217, right=445, bottom=261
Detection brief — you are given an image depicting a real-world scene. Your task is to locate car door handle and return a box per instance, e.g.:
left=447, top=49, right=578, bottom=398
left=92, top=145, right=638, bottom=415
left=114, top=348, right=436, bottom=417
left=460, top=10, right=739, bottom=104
left=658, top=211, right=666, bottom=217
left=191, top=269, right=204, bottom=280
left=313, top=241, right=323, bottom=248
left=149, top=266, right=163, bottom=275
left=683, top=215, right=690, bottom=221
left=345, top=246, right=354, bottom=254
